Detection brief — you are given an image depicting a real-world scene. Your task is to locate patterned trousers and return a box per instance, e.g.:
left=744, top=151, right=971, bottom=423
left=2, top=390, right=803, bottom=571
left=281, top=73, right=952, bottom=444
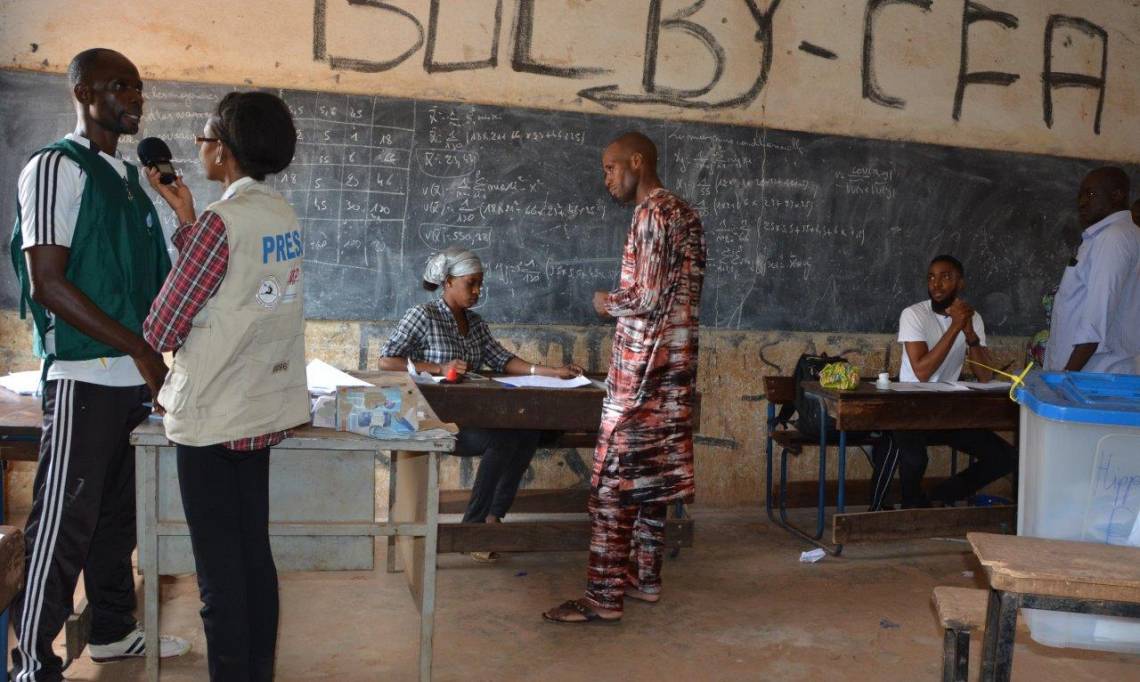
left=584, top=449, right=668, bottom=612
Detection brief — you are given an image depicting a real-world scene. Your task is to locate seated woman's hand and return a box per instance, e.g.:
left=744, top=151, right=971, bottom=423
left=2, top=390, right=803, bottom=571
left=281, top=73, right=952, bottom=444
left=442, top=359, right=468, bottom=376
left=554, top=363, right=584, bottom=379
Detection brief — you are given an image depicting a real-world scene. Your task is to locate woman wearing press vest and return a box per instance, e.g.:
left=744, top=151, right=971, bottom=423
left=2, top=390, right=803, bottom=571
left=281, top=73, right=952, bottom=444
left=142, top=92, right=308, bottom=681
left=378, top=247, right=583, bottom=562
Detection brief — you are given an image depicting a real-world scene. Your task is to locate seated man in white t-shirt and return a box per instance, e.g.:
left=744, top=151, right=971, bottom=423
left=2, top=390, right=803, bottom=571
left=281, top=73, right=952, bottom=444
left=868, top=255, right=1017, bottom=510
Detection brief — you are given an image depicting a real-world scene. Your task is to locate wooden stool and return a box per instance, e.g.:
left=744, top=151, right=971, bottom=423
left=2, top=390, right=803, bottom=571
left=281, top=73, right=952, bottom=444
left=932, top=586, right=988, bottom=682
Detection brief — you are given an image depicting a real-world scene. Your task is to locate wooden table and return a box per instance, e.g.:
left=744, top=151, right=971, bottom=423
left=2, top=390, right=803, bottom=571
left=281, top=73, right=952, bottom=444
left=772, top=382, right=1019, bottom=554
left=132, top=414, right=454, bottom=681
left=0, top=390, right=39, bottom=676
left=356, top=373, right=697, bottom=557
left=0, top=389, right=40, bottom=476
left=968, top=532, right=1140, bottom=682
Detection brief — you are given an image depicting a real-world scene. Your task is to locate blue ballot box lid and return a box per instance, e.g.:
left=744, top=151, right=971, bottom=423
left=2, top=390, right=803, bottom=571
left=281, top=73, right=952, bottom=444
left=1015, top=371, right=1140, bottom=427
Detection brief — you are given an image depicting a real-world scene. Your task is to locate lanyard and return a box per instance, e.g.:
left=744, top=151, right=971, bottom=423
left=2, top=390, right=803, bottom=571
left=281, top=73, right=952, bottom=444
left=965, top=359, right=1034, bottom=401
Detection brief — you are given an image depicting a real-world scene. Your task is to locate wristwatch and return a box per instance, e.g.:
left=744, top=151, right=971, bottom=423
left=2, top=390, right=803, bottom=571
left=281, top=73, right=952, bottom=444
left=966, top=336, right=981, bottom=348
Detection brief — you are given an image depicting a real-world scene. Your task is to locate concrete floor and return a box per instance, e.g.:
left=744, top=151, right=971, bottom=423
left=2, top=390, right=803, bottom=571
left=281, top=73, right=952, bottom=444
left=13, top=509, right=1140, bottom=681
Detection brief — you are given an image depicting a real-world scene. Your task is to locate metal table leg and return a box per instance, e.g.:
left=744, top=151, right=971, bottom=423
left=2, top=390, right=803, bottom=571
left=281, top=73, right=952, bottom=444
left=386, top=451, right=401, bottom=573
left=136, top=444, right=161, bottom=682
left=980, top=589, right=1019, bottom=682
left=767, top=395, right=844, bottom=555
left=418, top=452, right=439, bottom=682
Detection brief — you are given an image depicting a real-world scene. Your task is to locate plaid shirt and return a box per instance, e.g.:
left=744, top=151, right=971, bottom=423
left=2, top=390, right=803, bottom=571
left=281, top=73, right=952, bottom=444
left=380, top=298, right=514, bottom=372
left=143, top=211, right=287, bottom=451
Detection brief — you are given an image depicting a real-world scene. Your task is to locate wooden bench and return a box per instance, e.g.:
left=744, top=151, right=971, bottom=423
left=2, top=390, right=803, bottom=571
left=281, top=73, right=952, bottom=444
left=932, top=586, right=988, bottom=682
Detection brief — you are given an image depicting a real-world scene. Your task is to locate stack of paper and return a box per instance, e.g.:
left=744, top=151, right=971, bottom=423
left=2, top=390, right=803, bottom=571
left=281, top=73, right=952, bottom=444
left=0, top=371, right=40, bottom=395
left=954, top=381, right=1013, bottom=391
left=491, top=375, right=592, bottom=389
left=306, top=359, right=373, bottom=395
left=887, top=382, right=971, bottom=392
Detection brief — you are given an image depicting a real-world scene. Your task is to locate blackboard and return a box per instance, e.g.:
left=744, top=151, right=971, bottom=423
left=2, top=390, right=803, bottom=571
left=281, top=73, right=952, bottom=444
left=1, top=69, right=1125, bottom=334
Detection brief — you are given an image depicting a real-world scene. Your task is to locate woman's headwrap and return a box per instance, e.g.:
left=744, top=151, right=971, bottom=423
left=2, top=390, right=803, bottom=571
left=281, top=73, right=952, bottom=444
left=423, top=246, right=483, bottom=286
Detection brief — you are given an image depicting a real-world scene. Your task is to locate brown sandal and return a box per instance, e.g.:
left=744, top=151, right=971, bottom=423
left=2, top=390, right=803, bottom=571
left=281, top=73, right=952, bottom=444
left=542, top=599, right=621, bottom=624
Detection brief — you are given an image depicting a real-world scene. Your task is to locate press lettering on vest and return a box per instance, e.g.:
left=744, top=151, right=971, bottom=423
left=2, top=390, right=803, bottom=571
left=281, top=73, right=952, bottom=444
left=262, top=231, right=305, bottom=263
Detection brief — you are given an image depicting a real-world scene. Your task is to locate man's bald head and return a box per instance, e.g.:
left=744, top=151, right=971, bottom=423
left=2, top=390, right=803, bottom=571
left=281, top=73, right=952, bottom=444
left=1078, top=166, right=1130, bottom=228
left=68, top=48, right=131, bottom=88
left=607, top=132, right=658, bottom=169
left=601, top=131, right=662, bottom=205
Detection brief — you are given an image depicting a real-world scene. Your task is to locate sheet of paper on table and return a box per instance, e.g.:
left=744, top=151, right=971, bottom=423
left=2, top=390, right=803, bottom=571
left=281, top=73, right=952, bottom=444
left=887, top=382, right=971, bottom=392
left=406, top=357, right=445, bottom=384
left=307, top=359, right=373, bottom=395
left=954, top=381, right=1013, bottom=391
left=0, top=370, right=41, bottom=395
left=492, top=375, right=593, bottom=389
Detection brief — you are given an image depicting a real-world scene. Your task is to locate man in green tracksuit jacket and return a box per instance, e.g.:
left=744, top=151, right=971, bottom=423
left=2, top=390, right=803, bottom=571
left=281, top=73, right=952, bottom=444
left=8, top=48, right=188, bottom=681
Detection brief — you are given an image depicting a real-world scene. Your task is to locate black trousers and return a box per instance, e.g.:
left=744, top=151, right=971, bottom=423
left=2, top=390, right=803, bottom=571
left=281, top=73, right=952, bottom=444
left=11, top=380, right=147, bottom=682
left=454, top=428, right=543, bottom=523
left=869, top=429, right=1017, bottom=510
left=177, top=444, right=277, bottom=682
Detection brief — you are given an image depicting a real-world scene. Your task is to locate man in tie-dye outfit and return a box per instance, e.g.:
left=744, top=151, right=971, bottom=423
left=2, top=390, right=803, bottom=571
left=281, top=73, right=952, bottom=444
left=544, top=132, right=706, bottom=623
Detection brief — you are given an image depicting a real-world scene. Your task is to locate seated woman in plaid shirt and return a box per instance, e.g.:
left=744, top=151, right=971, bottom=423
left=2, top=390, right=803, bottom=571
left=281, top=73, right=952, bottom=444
left=379, top=246, right=583, bottom=562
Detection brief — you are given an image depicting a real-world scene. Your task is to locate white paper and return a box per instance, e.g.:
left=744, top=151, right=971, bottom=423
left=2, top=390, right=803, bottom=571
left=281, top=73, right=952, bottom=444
left=0, top=370, right=41, bottom=395
left=306, top=359, right=373, bottom=395
left=954, top=381, right=1012, bottom=391
left=799, top=548, right=826, bottom=563
left=491, top=375, right=592, bottom=389
left=886, top=382, right=971, bottom=392
left=406, top=357, right=444, bottom=384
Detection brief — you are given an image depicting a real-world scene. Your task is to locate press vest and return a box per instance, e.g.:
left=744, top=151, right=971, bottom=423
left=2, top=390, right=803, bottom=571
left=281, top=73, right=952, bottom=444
left=159, top=181, right=309, bottom=446
left=9, top=139, right=170, bottom=362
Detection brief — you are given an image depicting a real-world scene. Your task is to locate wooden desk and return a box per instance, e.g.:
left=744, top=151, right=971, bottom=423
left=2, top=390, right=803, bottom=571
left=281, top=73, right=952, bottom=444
left=131, top=415, right=454, bottom=681
left=0, top=389, right=40, bottom=466
left=771, top=382, right=1019, bottom=554
left=968, top=532, right=1140, bottom=682
left=355, top=373, right=697, bottom=556
left=413, top=376, right=606, bottom=432
left=0, top=392, right=40, bottom=676
left=803, top=382, right=1019, bottom=432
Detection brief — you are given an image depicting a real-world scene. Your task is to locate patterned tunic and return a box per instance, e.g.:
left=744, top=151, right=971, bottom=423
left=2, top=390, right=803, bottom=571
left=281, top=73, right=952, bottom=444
left=593, top=188, right=706, bottom=505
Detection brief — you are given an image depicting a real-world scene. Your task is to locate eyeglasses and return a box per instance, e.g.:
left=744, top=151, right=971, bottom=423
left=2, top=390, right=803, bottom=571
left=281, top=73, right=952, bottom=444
left=194, top=136, right=220, bottom=145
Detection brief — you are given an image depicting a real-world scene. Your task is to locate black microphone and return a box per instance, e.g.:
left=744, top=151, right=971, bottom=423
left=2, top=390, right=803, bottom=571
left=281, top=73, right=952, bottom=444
left=137, top=137, right=177, bottom=184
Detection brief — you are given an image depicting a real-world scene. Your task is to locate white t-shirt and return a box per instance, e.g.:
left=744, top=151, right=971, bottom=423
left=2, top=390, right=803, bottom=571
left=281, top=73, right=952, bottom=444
left=897, top=300, right=987, bottom=383
left=17, top=133, right=158, bottom=386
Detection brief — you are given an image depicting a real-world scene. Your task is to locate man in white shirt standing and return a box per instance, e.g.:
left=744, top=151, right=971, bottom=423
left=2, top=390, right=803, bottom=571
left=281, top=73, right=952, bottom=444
left=1046, top=167, right=1140, bottom=374
left=868, top=255, right=1016, bottom=510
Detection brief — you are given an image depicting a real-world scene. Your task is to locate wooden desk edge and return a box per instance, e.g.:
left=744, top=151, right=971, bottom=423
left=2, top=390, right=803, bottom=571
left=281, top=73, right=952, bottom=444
left=130, top=426, right=455, bottom=453
left=969, top=532, right=1140, bottom=603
